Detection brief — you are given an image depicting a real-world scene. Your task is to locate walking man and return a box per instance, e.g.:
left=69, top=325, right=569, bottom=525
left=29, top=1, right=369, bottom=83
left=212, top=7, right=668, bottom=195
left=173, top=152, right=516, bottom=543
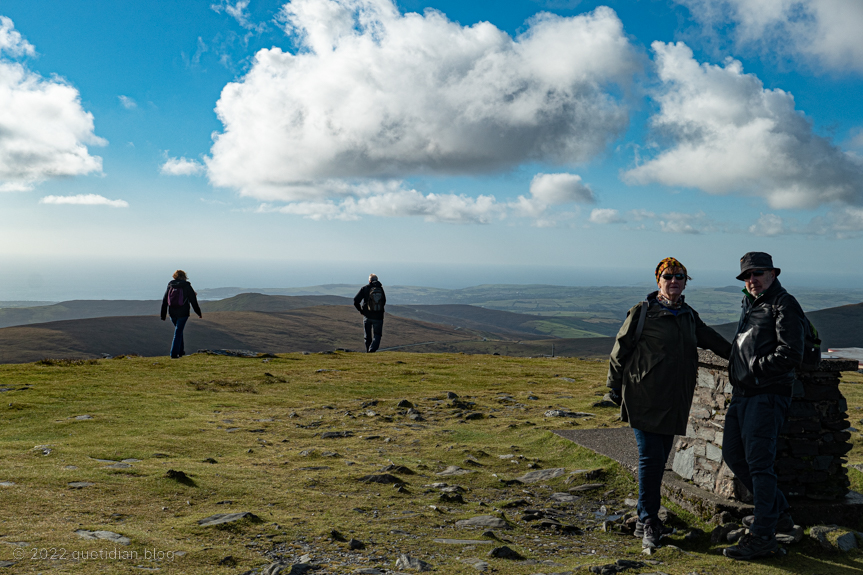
left=354, top=273, right=386, bottom=352
left=722, top=252, right=805, bottom=560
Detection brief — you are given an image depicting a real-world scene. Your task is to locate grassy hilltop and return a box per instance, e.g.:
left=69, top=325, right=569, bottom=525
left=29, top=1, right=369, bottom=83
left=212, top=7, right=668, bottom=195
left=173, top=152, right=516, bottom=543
left=1, top=353, right=862, bottom=574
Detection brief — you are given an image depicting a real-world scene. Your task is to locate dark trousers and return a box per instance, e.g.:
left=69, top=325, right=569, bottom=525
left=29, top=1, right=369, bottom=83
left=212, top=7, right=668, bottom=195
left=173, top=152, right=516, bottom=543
left=363, top=317, right=383, bottom=352
left=170, top=315, right=188, bottom=358
left=723, top=393, right=792, bottom=537
left=632, top=428, right=674, bottom=523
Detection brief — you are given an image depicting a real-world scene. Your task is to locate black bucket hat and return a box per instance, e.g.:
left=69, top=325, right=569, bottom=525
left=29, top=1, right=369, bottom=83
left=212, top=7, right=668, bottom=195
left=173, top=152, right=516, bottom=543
left=737, top=252, right=781, bottom=281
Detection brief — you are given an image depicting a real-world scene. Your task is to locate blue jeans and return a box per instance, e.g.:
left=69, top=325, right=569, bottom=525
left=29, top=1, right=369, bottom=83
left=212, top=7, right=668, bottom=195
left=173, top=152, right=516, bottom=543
left=633, top=428, right=674, bottom=523
left=723, top=394, right=792, bottom=537
left=363, top=317, right=383, bottom=352
left=170, top=315, right=188, bottom=358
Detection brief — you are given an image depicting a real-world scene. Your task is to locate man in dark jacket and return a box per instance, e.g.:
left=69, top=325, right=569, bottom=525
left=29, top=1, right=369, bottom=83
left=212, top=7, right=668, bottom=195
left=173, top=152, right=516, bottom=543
left=354, top=274, right=386, bottom=353
left=722, top=252, right=805, bottom=561
left=160, top=270, right=202, bottom=359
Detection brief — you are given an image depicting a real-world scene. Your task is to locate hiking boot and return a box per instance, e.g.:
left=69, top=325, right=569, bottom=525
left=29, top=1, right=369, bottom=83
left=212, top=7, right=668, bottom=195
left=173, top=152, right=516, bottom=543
left=742, top=512, right=795, bottom=533
left=642, top=518, right=664, bottom=549
left=634, top=519, right=674, bottom=538
left=723, top=533, right=779, bottom=560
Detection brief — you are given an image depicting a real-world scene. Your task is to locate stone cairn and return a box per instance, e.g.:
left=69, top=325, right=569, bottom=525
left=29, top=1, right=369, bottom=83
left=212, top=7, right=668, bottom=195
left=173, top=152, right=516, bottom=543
left=672, top=351, right=859, bottom=501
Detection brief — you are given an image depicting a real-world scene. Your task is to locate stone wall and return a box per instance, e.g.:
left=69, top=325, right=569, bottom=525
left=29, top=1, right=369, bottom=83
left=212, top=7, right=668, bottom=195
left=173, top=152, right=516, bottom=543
left=672, top=351, right=858, bottom=501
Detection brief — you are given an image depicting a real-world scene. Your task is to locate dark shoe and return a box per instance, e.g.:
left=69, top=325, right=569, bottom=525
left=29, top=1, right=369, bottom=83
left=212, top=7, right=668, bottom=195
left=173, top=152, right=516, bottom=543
left=723, top=533, right=779, bottom=560
left=642, top=518, right=664, bottom=549
left=634, top=519, right=674, bottom=538
left=742, top=512, right=794, bottom=533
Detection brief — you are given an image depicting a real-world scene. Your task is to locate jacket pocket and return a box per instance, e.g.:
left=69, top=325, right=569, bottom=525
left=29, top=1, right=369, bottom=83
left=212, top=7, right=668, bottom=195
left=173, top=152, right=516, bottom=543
left=626, top=350, right=665, bottom=385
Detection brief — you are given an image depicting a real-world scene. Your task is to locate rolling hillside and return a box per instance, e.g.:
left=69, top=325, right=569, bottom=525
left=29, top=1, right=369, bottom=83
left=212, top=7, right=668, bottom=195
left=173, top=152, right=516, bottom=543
left=0, top=305, right=480, bottom=364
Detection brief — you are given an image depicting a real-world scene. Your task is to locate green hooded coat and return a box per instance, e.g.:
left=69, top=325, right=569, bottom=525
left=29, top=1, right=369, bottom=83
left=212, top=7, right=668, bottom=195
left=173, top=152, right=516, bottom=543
left=606, top=292, right=731, bottom=435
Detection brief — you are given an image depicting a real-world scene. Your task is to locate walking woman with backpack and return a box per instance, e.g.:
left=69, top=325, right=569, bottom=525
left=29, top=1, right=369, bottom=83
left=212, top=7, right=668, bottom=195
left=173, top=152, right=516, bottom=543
left=606, top=257, right=731, bottom=549
left=160, top=270, right=202, bottom=359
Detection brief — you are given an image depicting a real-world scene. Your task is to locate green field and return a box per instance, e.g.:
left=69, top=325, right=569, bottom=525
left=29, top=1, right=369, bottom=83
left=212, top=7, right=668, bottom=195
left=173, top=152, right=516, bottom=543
left=1, top=353, right=862, bottom=574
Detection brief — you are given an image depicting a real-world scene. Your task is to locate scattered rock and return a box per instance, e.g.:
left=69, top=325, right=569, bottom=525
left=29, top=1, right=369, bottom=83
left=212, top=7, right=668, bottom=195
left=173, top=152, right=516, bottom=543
left=564, top=469, right=603, bottom=483
left=549, top=492, right=579, bottom=503
left=348, top=538, right=365, bottom=550
left=67, top=482, right=94, bottom=489
left=544, top=410, right=595, bottom=418
left=464, top=413, right=484, bottom=420
left=0, top=481, right=16, bottom=487
left=329, top=529, right=347, bottom=542
left=380, top=464, right=415, bottom=475
left=395, top=553, right=432, bottom=571
left=218, top=556, right=237, bottom=566
left=710, top=511, right=736, bottom=525
left=592, top=400, right=618, bottom=408
left=683, top=528, right=704, bottom=542
left=321, top=431, right=354, bottom=439
left=196, top=512, right=262, bottom=526
left=727, top=528, right=746, bottom=543
left=103, top=462, right=131, bottom=469
left=810, top=525, right=860, bottom=551
left=397, top=400, right=415, bottom=409
left=0, top=561, right=16, bottom=568
left=358, top=474, right=403, bottom=484
left=73, top=415, right=93, bottom=420
left=436, top=466, right=474, bottom=476
left=440, top=492, right=465, bottom=504
left=516, top=468, right=565, bottom=483
left=455, top=515, right=510, bottom=529
left=568, top=483, right=605, bottom=493
left=74, top=530, right=131, bottom=545
left=589, top=559, right=645, bottom=574
left=460, top=557, right=489, bottom=571
left=710, top=523, right=738, bottom=544
left=447, top=392, right=459, bottom=399
left=487, top=545, right=524, bottom=560
left=165, top=469, right=195, bottom=486
left=775, top=525, right=804, bottom=544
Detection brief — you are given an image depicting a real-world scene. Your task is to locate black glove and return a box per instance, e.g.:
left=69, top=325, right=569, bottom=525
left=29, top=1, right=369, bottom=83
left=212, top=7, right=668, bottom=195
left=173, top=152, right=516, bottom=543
left=608, top=387, right=622, bottom=406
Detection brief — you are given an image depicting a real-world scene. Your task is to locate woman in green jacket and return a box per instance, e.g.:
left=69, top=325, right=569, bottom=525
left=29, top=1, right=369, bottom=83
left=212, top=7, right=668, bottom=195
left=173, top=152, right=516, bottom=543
left=607, top=257, right=730, bottom=549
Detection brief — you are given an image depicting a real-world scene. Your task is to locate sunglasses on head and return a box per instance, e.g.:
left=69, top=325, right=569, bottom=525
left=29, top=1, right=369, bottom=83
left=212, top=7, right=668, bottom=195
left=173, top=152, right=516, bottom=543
left=740, top=270, right=768, bottom=281
left=661, top=273, right=686, bottom=280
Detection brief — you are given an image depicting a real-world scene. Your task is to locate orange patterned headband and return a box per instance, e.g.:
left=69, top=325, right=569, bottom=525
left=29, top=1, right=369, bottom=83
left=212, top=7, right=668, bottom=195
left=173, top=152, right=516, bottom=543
left=655, top=257, right=689, bottom=283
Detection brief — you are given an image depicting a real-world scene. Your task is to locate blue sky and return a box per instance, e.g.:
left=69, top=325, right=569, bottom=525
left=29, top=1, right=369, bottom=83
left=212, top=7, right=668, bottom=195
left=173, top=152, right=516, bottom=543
left=1, top=0, right=862, bottom=299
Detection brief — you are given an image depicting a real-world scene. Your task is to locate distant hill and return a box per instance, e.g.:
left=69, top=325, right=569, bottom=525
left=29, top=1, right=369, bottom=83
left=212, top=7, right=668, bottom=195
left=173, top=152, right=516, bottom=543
left=0, top=294, right=351, bottom=329
left=0, top=306, right=479, bottom=364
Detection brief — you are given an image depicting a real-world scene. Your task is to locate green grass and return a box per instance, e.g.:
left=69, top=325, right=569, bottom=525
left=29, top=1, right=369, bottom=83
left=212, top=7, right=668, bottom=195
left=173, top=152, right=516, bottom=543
left=1, top=352, right=862, bottom=574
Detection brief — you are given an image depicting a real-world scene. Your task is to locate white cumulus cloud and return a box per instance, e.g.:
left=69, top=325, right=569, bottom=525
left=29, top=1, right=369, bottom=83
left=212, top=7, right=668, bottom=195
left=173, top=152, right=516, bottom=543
left=511, top=173, right=595, bottom=219
left=0, top=15, right=34, bottom=57
left=161, top=156, right=206, bottom=176
left=40, top=194, right=129, bottom=208
left=678, top=0, right=863, bottom=74
left=589, top=208, right=624, bottom=224
left=206, top=0, right=639, bottom=209
left=268, top=187, right=504, bottom=223
left=625, top=42, right=863, bottom=210
left=0, top=17, right=104, bottom=192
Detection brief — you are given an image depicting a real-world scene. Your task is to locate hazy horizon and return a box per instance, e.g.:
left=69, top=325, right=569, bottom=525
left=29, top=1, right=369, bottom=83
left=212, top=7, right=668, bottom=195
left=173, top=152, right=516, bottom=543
left=2, top=257, right=861, bottom=302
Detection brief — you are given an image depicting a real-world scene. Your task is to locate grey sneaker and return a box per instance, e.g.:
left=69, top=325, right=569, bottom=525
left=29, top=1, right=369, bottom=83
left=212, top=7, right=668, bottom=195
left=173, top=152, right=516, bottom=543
left=742, top=512, right=795, bottom=533
left=642, top=518, right=664, bottom=549
left=723, top=533, right=779, bottom=560
left=634, top=519, right=674, bottom=538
